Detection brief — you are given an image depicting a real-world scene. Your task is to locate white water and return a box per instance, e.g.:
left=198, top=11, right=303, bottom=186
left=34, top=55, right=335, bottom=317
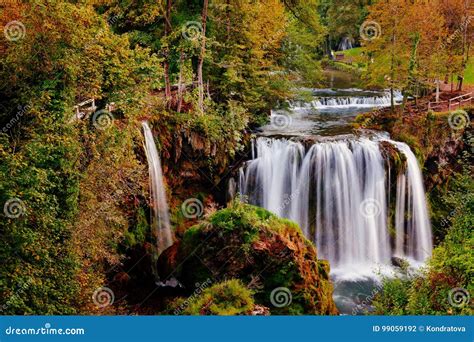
left=338, top=37, right=354, bottom=51
left=142, top=122, right=174, bottom=255
left=290, top=90, right=403, bottom=111
left=391, top=141, right=432, bottom=261
left=239, top=137, right=432, bottom=276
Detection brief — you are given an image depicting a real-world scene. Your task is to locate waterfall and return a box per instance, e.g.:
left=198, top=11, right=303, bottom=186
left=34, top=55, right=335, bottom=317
left=239, top=137, right=432, bottom=274
left=338, top=37, right=354, bottom=51
left=312, top=91, right=403, bottom=109
left=391, top=141, right=432, bottom=261
left=142, top=122, right=174, bottom=256
left=286, top=91, right=403, bottom=111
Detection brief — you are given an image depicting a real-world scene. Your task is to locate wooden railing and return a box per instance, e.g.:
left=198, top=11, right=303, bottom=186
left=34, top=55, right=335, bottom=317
left=427, top=100, right=448, bottom=111
left=69, top=99, right=116, bottom=123
left=428, top=92, right=473, bottom=112
left=71, top=99, right=97, bottom=122
left=448, top=92, right=473, bottom=110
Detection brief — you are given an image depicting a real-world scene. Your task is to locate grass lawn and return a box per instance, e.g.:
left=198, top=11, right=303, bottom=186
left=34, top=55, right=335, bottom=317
left=334, top=47, right=367, bottom=67
left=464, top=58, right=474, bottom=85
left=338, top=47, right=364, bottom=57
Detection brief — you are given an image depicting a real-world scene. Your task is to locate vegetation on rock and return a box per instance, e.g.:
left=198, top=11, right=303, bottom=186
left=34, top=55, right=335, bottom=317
left=175, top=201, right=338, bottom=315
left=173, top=279, right=256, bottom=315
left=373, top=165, right=473, bottom=315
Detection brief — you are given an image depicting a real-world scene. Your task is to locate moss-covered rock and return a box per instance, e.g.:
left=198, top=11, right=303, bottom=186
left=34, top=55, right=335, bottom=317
left=379, top=141, right=407, bottom=175
left=173, top=279, right=256, bottom=315
left=174, top=202, right=338, bottom=315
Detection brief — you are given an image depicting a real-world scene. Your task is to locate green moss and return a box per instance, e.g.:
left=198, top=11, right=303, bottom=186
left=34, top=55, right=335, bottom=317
left=178, top=279, right=255, bottom=315
left=396, top=132, right=423, bottom=161
left=123, top=207, right=149, bottom=248
left=373, top=170, right=474, bottom=315
left=177, top=201, right=338, bottom=315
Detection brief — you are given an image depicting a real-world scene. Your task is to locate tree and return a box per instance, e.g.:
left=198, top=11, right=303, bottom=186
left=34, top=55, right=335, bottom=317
left=197, top=0, right=208, bottom=114
left=363, top=0, right=447, bottom=111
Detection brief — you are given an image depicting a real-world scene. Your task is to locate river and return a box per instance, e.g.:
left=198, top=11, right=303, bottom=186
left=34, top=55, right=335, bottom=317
left=237, top=70, right=432, bottom=315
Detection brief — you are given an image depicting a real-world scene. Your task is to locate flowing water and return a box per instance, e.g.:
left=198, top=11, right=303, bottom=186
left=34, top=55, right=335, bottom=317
left=262, top=89, right=402, bottom=137
left=142, top=122, right=174, bottom=257
left=237, top=84, right=431, bottom=314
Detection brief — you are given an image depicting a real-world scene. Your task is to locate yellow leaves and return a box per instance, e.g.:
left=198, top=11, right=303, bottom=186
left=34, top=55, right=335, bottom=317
left=365, top=0, right=451, bottom=87
left=243, top=0, right=287, bottom=57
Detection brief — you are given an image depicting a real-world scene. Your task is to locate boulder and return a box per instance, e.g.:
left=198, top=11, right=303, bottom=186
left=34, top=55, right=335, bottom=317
left=174, top=202, right=338, bottom=315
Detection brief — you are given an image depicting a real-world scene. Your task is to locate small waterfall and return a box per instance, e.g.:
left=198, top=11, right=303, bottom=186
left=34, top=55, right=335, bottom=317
left=338, top=37, right=354, bottom=51
left=142, top=122, right=173, bottom=256
left=311, top=91, right=403, bottom=109
left=284, top=91, right=403, bottom=112
left=239, top=137, right=432, bottom=273
left=391, top=141, right=432, bottom=261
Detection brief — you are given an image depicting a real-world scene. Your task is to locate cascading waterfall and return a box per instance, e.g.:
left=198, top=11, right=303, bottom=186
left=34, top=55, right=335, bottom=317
left=288, top=90, right=403, bottom=111
left=337, top=36, right=354, bottom=51
left=142, top=121, right=174, bottom=256
left=391, top=141, right=432, bottom=261
left=239, top=137, right=432, bottom=273
left=316, top=91, right=402, bottom=109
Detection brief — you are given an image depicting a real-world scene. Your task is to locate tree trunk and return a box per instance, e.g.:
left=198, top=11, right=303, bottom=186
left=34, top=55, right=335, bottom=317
left=389, top=28, right=396, bottom=114
left=163, top=0, right=172, bottom=107
left=177, top=50, right=185, bottom=113
left=226, top=0, right=231, bottom=40
left=197, top=0, right=208, bottom=114
left=390, top=86, right=395, bottom=112
left=435, top=79, right=440, bottom=103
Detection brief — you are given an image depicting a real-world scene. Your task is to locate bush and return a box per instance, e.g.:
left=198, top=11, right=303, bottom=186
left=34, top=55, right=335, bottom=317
left=373, top=170, right=473, bottom=315
left=177, top=279, right=255, bottom=315
left=176, top=201, right=338, bottom=315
